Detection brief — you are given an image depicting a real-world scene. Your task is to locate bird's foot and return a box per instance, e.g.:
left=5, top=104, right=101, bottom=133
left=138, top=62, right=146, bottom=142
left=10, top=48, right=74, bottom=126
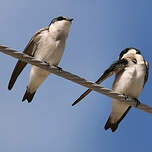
left=123, top=94, right=140, bottom=107
left=44, top=61, right=50, bottom=66
left=133, top=98, right=140, bottom=107
left=52, top=65, right=62, bottom=71
left=43, top=62, right=62, bottom=71
left=123, top=94, right=129, bottom=101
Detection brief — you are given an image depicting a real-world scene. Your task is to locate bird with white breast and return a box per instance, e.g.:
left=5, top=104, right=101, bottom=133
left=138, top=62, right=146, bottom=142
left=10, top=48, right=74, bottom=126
left=8, top=16, right=73, bottom=102
left=72, top=48, right=149, bottom=132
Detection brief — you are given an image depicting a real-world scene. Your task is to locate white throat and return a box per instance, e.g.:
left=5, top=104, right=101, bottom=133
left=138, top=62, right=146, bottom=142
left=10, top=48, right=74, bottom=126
left=49, top=20, right=71, bottom=39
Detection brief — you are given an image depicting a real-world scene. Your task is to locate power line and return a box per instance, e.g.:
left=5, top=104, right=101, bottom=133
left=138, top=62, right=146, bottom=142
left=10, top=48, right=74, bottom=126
left=0, top=44, right=151, bottom=114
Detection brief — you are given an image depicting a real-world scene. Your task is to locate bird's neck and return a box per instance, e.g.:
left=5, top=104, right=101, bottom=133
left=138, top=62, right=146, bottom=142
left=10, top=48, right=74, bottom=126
left=49, top=26, right=69, bottom=41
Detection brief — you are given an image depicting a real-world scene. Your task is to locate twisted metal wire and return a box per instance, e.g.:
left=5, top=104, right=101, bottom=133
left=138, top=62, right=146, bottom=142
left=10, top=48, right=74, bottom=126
left=0, top=44, right=151, bottom=114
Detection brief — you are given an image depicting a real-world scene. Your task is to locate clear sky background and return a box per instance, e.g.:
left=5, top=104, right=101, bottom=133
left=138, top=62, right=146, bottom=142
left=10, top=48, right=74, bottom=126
left=0, top=0, right=152, bottom=151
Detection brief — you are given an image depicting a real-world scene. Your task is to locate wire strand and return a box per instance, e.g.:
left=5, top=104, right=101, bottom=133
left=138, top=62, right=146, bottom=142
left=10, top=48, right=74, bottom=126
left=0, top=44, right=151, bottom=114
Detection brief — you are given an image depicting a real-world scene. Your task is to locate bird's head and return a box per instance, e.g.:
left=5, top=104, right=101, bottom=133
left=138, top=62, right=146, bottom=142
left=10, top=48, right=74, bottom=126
left=49, top=16, right=73, bottom=35
left=119, top=48, right=144, bottom=64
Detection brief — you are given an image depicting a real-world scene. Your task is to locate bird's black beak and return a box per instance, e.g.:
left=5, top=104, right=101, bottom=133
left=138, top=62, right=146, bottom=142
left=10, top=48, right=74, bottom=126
left=68, top=18, right=73, bottom=22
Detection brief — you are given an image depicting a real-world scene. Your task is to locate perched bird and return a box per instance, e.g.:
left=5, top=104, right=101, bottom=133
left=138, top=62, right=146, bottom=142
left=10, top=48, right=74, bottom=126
left=8, top=16, right=73, bottom=102
left=72, top=48, right=149, bottom=132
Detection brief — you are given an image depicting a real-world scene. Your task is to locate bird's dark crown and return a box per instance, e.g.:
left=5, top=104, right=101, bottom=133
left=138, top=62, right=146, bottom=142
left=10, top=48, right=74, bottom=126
left=49, top=16, right=72, bottom=26
left=119, top=47, right=141, bottom=60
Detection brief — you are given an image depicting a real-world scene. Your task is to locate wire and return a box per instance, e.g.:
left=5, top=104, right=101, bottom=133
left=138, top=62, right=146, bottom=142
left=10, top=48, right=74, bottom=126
left=0, top=44, right=151, bottom=114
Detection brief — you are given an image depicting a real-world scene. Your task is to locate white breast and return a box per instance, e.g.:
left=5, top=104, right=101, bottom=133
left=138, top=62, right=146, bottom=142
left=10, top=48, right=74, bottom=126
left=113, top=63, right=146, bottom=98
left=34, top=30, right=66, bottom=65
left=110, top=63, right=146, bottom=123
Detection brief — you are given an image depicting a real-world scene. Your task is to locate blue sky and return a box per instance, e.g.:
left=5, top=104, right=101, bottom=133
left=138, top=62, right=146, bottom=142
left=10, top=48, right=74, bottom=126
left=0, top=0, right=152, bottom=151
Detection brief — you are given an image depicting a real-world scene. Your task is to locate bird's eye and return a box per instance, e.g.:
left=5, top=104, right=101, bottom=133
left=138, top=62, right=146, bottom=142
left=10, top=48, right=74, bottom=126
left=57, top=17, right=64, bottom=21
left=132, top=58, right=137, bottom=64
left=136, top=50, right=141, bottom=54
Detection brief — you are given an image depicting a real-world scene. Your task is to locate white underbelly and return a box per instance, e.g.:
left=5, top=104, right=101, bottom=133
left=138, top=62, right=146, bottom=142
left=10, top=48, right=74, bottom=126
left=34, top=36, right=65, bottom=66
left=113, top=64, right=145, bottom=98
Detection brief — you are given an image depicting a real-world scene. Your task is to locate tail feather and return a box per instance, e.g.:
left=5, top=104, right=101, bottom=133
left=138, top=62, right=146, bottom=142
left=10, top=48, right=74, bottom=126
left=22, top=89, right=36, bottom=103
left=104, top=117, right=118, bottom=132
left=104, top=106, right=131, bottom=132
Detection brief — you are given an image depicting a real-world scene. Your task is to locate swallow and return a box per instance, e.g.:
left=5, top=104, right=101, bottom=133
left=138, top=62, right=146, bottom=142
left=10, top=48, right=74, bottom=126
left=72, top=48, right=149, bottom=132
left=8, top=16, right=73, bottom=102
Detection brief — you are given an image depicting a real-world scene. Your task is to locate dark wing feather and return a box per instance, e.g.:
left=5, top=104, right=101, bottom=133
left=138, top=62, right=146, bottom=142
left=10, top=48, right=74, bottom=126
left=8, top=27, right=49, bottom=90
left=72, top=59, right=128, bottom=106
left=144, top=61, right=149, bottom=86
